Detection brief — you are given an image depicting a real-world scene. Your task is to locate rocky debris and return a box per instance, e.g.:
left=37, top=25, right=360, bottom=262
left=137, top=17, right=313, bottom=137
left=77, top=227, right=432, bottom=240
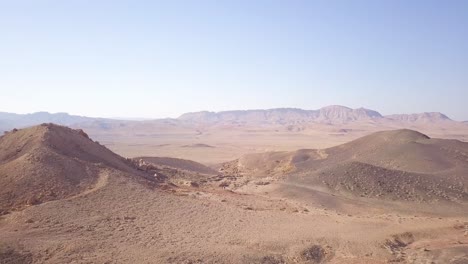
left=0, top=246, right=32, bottom=264
left=255, top=181, right=270, bottom=186
left=136, top=156, right=217, bottom=175
left=127, top=158, right=166, bottom=181
left=299, top=244, right=332, bottom=263
left=129, top=158, right=222, bottom=187
left=219, top=181, right=230, bottom=188
left=259, top=255, right=285, bottom=264
left=176, top=180, right=200, bottom=188
left=383, top=232, right=414, bottom=262
left=76, top=129, right=89, bottom=139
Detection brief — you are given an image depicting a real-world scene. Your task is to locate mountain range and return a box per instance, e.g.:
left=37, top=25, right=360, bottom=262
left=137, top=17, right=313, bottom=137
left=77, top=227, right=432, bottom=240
left=0, top=111, right=99, bottom=132
left=179, top=105, right=452, bottom=125
left=0, top=106, right=460, bottom=132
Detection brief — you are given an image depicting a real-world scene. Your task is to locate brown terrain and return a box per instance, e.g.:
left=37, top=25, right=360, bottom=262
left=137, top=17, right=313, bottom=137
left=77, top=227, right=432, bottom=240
left=1, top=107, right=468, bottom=263
left=0, top=121, right=467, bottom=264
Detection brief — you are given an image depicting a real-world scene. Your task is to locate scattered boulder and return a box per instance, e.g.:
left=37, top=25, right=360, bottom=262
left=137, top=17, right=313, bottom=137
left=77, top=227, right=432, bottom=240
left=300, top=245, right=331, bottom=263
left=0, top=246, right=32, bottom=264
left=76, top=129, right=89, bottom=139
left=260, top=255, right=285, bottom=264
left=383, top=232, right=414, bottom=262
left=219, top=181, right=230, bottom=188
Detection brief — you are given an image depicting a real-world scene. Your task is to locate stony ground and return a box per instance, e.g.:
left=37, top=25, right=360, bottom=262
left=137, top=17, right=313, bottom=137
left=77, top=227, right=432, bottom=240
left=1, top=169, right=467, bottom=264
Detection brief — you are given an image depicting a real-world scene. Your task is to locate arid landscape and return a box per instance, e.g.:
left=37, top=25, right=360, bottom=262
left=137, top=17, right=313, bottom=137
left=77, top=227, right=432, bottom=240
left=2, top=106, right=468, bottom=165
left=1, top=108, right=467, bottom=264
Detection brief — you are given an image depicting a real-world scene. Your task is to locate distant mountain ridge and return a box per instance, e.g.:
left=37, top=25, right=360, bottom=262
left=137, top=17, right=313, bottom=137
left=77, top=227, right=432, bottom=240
left=0, top=106, right=458, bottom=132
left=0, top=111, right=100, bottom=132
left=178, top=105, right=452, bottom=125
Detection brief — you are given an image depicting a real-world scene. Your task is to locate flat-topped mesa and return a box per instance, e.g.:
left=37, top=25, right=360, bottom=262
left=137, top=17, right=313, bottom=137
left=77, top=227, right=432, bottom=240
left=177, top=106, right=384, bottom=124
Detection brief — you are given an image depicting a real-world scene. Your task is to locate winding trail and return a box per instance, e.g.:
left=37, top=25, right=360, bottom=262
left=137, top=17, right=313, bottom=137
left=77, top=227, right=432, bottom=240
left=68, top=170, right=110, bottom=200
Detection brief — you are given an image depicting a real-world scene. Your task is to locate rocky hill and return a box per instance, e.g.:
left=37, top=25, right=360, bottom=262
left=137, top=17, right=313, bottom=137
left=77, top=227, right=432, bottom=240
left=0, top=123, right=151, bottom=214
left=221, top=129, right=468, bottom=202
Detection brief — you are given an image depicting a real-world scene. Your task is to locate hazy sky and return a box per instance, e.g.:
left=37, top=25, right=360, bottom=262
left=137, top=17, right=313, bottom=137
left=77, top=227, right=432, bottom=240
left=1, top=1, right=467, bottom=120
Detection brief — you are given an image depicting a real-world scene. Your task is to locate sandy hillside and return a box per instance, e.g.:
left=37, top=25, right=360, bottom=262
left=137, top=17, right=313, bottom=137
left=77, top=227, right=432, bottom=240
left=0, top=123, right=155, bottom=214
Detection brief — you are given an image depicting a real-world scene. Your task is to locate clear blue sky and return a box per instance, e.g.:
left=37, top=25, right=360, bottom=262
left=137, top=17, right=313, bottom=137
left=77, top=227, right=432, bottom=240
left=1, top=0, right=467, bottom=120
